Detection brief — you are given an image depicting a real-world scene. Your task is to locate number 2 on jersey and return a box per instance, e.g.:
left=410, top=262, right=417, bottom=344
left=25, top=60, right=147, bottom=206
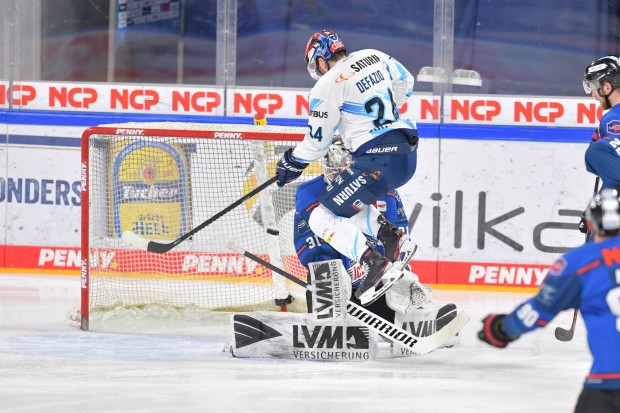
left=364, top=89, right=399, bottom=128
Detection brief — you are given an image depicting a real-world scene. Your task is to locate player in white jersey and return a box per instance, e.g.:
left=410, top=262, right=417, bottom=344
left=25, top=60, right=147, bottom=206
left=276, top=29, right=419, bottom=300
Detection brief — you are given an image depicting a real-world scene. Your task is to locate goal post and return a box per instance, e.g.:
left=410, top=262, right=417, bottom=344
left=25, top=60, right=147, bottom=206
left=80, top=121, right=317, bottom=331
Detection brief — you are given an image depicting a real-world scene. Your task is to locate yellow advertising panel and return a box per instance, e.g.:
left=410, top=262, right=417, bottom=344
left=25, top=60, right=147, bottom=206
left=109, top=140, right=191, bottom=240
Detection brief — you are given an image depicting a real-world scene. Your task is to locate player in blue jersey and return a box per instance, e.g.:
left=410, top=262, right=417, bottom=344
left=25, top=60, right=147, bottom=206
left=579, top=56, right=620, bottom=234
left=478, top=188, right=620, bottom=413
left=583, top=56, right=620, bottom=190
left=276, top=30, right=418, bottom=299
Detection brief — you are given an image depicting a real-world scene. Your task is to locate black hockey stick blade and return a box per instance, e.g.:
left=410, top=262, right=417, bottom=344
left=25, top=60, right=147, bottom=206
left=554, top=309, right=578, bottom=342
left=122, top=176, right=278, bottom=253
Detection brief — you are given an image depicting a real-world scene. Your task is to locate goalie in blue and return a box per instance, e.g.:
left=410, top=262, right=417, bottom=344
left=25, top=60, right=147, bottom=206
left=294, top=140, right=461, bottom=348
left=478, top=188, right=620, bottom=413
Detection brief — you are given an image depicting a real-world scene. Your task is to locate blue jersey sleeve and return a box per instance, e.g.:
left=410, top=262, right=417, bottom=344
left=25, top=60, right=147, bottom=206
left=373, top=190, right=409, bottom=234
left=585, top=140, right=620, bottom=189
left=587, top=105, right=620, bottom=189
left=502, top=257, right=582, bottom=337
left=500, top=237, right=620, bottom=390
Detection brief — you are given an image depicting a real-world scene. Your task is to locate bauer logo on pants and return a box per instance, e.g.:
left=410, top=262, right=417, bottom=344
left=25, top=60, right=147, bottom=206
left=109, top=140, right=191, bottom=239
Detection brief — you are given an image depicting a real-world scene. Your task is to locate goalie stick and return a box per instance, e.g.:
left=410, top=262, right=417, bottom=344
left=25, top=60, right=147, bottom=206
left=554, top=176, right=600, bottom=342
left=227, top=241, right=469, bottom=355
left=122, top=175, right=278, bottom=253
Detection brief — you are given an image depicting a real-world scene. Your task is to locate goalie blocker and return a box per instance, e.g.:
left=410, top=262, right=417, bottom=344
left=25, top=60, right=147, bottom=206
left=227, top=258, right=468, bottom=360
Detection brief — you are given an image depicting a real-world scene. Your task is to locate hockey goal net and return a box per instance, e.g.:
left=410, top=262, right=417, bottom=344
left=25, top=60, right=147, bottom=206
left=80, top=121, right=316, bottom=330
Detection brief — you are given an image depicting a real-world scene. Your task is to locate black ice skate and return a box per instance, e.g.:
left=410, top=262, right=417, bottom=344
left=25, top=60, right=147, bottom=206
left=354, top=248, right=390, bottom=299
left=377, top=214, right=417, bottom=266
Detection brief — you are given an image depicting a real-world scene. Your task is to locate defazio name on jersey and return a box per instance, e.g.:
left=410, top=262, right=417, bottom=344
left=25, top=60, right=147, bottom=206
left=355, top=70, right=385, bottom=93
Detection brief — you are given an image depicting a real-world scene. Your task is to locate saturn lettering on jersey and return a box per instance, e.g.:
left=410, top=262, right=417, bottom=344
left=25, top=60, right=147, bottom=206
left=355, top=70, right=385, bottom=93
left=350, top=54, right=380, bottom=72
left=333, top=176, right=367, bottom=206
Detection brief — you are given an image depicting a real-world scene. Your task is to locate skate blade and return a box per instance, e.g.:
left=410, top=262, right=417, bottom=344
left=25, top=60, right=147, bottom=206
left=358, top=268, right=405, bottom=306
left=354, top=260, right=394, bottom=299
left=395, top=241, right=417, bottom=271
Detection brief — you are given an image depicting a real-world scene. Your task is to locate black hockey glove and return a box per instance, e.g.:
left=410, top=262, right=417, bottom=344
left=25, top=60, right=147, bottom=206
left=276, top=148, right=308, bottom=187
left=578, top=211, right=588, bottom=234
left=478, top=314, right=518, bottom=348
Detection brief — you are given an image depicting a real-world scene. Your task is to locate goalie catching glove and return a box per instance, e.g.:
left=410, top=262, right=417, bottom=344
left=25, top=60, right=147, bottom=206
left=276, top=148, right=309, bottom=187
left=478, top=314, right=519, bottom=348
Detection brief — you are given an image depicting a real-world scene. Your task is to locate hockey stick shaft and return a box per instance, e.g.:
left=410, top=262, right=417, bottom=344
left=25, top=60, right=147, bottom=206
left=123, top=176, right=278, bottom=253
left=555, top=176, right=600, bottom=341
left=227, top=241, right=307, bottom=289
left=227, top=242, right=468, bottom=354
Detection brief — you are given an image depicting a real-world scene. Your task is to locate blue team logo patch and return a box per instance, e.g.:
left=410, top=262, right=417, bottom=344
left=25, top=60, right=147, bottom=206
left=607, top=120, right=620, bottom=135
left=548, top=257, right=567, bottom=276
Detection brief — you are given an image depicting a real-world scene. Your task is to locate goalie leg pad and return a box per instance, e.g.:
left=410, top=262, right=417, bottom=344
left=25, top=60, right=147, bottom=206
left=227, top=311, right=378, bottom=361
left=437, top=304, right=460, bottom=348
left=391, top=302, right=463, bottom=356
left=308, top=259, right=352, bottom=322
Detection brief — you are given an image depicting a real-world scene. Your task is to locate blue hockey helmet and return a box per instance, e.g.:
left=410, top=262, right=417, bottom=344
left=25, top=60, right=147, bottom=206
left=304, top=30, right=346, bottom=81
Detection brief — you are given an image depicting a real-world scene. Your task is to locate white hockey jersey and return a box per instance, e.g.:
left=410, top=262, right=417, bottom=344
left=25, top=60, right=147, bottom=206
left=292, top=49, right=417, bottom=164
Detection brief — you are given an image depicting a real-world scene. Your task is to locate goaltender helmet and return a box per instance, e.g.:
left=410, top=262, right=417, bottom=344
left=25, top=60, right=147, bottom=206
left=322, top=139, right=352, bottom=184
left=583, top=56, right=620, bottom=96
left=304, top=30, right=346, bottom=81
left=586, top=188, right=620, bottom=237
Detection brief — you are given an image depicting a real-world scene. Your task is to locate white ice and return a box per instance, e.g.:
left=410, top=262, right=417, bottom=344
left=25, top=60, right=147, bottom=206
left=0, top=274, right=590, bottom=413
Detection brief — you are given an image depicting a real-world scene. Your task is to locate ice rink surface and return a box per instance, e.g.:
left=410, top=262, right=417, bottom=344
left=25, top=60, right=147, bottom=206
left=0, top=273, right=591, bottom=413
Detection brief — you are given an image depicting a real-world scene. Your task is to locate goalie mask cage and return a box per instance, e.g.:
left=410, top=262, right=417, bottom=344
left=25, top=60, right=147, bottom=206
left=80, top=121, right=314, bottom=331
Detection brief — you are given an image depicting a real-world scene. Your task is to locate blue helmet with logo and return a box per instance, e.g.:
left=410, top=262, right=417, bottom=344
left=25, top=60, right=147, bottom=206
left=304, top=30, right=346, bottom=81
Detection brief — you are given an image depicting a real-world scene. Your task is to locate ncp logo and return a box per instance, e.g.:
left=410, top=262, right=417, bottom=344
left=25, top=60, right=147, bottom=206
left=0, top=84, right=36, bottom=106
left=234, top=92, right=283, bottom=114
left=49, top=86, right=97, bottom=108
left=452, top=99, right=501, bottom=121
left=111, top=88, right=159, bottom=110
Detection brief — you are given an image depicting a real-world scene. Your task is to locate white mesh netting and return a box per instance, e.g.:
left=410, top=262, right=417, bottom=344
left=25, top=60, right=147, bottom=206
left=80, top=122, right=318, bottom=327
